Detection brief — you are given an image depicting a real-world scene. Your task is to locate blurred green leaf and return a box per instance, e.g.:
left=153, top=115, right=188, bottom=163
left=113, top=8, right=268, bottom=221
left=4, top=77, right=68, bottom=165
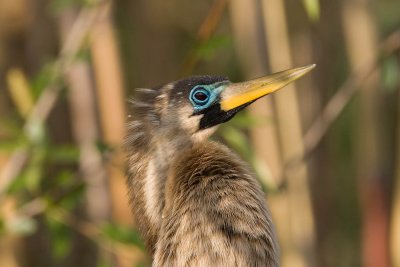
left=97, top=257, right=113, bottom=267
left=41, top=169, right=85, bottom=206
left=0, top=139, right=26, bottom=153
left=302, top=0, right=320, bottom=22
left=0, top=118, right=24, bottom=136
left=216, top=111, right=271, bottom=158
left=0, top=219, right=5, bottom=236
left=7, top=173, right=29, bottom=195
left=25, top=145, right=47, bottom=192
left=6, top=144, right=48, bottom=195
left=76, top=46, right=91, bottom=62
left=50, top=0, right=102, bottom=13
left=55, top=170, right=76, bottom=187
left=96, top=140, right=113, bottom=154
left=226, top=111, right=271, bottom=129
left=250, top=157, right=278, bottom=193
left=6, top=68, right=35, bottom=119
left=31, top=62, right=58, bottom=98
left=50, top=0, right=84, bottom=12
left=46, top=216, right=72, bottom=259
left=55, top=183, right=85, bottom=210
left=7, top=216, right=37, bottom=236
left=101, top=222, right=145, bottom=250
left=194, top=36, right=230, bottom=60
left=382, top=56, right=399, bottom=92
left=135, top=261, right=151, bottom=267
left=376, top=1, right=400, bottom=34
left=25, top=118, right=46, bottom=144
left=47, top=144, right=80, bottom=163
left=218, top=126, right=252, bottom=160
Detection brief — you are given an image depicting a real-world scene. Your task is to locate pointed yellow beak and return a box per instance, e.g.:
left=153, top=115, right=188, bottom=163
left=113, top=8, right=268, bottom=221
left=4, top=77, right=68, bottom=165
left=220, top=64, right=315, bottom=111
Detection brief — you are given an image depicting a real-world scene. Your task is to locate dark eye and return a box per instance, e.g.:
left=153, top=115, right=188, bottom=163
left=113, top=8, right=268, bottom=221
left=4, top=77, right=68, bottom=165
left=194, top=91, right=208, bottom=101
left=190, top=87, right=210, bottom=106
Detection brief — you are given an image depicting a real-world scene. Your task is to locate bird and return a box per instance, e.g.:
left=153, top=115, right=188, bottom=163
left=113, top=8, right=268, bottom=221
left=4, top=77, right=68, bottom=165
left=125, top=64, right=315, bottom=267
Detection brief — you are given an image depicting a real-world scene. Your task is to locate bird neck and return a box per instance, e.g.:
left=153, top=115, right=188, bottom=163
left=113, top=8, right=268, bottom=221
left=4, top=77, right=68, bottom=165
left=139, top=133, right=193, bottom=228
left=152, top=134, right=192, bottom=175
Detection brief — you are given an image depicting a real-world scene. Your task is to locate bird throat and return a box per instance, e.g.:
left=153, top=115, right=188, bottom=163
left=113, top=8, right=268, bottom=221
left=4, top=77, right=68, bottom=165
left=143, top=134, right=192, bottom=228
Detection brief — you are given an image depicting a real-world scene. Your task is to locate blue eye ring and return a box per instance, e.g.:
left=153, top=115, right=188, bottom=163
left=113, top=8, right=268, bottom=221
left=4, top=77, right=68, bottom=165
left=190, top=86, right=211, bottom=106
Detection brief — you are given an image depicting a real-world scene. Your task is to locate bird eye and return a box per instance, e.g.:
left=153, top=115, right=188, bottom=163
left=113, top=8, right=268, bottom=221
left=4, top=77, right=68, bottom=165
left=194, top=91, right=208, bottom=101
left=190, top=87, right=210, bottom=106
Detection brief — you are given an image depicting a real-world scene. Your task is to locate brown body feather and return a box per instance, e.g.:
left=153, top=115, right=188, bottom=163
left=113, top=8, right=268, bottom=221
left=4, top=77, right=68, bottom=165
left=157, top=141, right=278, bottom=266
left=126, top=140, right=279, bottom=266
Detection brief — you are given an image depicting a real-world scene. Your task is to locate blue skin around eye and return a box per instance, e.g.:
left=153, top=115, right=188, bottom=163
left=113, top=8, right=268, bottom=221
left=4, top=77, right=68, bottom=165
left=190, top=84, right=225, bottom=111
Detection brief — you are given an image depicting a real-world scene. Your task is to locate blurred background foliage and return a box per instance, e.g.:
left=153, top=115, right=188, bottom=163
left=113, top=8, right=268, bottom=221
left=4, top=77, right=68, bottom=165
left=0, top=0, right=400, bottom=267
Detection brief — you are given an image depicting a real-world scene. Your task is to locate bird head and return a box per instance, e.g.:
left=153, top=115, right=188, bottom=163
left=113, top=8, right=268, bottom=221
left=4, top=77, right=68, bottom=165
left=127, top=65, right=315, bottom=147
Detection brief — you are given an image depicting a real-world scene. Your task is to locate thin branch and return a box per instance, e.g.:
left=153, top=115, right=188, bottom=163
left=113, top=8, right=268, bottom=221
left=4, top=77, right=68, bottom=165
left=179, top=0, right=229, bottom=76
left=302, top=63, right=377, bottom=157
left=279, top=29, right=400, bottom=188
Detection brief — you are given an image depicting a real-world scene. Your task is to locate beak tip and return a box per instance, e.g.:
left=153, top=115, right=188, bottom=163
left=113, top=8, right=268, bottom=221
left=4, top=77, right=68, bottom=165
left=293, top=64, right=316, bottom=78
left=304, top=63, right=317, bottom=71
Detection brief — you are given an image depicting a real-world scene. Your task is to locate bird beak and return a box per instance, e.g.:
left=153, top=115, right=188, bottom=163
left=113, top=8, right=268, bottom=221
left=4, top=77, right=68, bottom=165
left=220, top=64, right=315, bottom=111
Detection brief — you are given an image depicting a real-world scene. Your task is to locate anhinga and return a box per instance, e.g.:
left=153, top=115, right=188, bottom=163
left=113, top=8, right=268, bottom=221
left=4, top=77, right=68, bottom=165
left=125, top=65, right=315, bottom=267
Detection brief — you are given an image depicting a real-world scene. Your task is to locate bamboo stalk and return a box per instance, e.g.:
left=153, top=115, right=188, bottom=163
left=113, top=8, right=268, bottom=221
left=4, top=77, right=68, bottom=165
left=392, top=86, right=400, bottom=267
left=341, top=1, right=389, bottom=267
left=261, top=1, right=316, bottom=267
left=60, top=6, right=111, bottom=226
left=229, top=0, right=282, bottom=189
left=0, top=198, right=20, bottom=267
left=90, top=4, right=131, bottom=226
left=229, top=1, right=300, bottom=266
left=90, top=5, right=139, bottom=266
left=57, top=15, right=107, bottom=263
